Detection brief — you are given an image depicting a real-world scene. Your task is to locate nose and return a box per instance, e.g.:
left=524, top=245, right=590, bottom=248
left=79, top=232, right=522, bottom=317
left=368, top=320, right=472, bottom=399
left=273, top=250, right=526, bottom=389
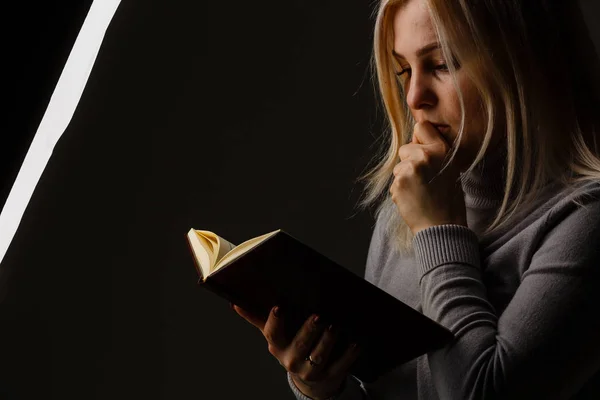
left=405, top=72, right=437, bottom=111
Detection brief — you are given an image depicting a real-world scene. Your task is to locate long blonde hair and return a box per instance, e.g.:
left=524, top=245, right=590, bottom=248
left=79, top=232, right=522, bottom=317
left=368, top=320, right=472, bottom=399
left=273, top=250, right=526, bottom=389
left=356, top=0, right=600, bottom=255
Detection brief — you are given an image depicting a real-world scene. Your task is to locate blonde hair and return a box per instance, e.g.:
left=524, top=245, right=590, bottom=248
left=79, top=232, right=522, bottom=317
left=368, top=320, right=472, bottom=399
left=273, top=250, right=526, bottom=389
left=356, top=0, right=600, bottom=255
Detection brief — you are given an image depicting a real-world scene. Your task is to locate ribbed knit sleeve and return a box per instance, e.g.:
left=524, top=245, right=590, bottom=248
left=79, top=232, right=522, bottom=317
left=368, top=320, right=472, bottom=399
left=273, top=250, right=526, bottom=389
left=287, top=372, right=369, bottom=400
left=412, top=224, right=480, bottom=278
left=412, top=189, right=600, bottom=399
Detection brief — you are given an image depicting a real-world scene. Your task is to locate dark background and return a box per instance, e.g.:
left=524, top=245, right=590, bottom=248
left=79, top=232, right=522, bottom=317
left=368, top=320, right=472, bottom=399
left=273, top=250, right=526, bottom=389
left=1, top=1, right=598, bottom=399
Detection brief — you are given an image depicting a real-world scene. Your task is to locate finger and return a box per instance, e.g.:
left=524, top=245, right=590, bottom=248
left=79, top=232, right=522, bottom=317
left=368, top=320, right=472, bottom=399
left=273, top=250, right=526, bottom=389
left=326, top=342, right=362, bottom=379
left=285, top=314, right=326, bottom=373
left=263, top=306, right=288, bottom=354
left=300, top=324, right=341, bottom=380
left=398, top=143, right=427, bottom=163
left=232, top=304, right=266, bottom=330
left=413, top=121, right=450, bottom=150
left=392, top=157, right=432, bottom=185
left=391, top=161, right=417, bottom=187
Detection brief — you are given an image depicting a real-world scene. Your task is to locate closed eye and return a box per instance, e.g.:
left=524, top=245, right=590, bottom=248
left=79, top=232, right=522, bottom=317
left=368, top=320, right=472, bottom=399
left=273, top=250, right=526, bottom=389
left=396, top=67, right=411, bottom=77
left=434, top=63, right=449, bottom=72
left=395, top=64, right=449, bottom=78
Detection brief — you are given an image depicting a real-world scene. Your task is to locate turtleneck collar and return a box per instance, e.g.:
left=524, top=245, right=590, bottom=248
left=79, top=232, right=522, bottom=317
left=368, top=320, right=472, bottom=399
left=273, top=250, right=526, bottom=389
left=460, top=144, right=509, bottom=210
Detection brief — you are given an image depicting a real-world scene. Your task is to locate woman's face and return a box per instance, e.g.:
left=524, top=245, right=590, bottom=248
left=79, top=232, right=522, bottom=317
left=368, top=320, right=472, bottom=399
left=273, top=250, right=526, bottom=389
left=392, top=0, right=494, bottom=170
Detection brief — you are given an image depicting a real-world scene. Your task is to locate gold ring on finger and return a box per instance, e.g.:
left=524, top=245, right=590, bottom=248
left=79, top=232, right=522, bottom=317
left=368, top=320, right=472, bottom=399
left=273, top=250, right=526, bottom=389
left=305, top=354, right=322, bottom=367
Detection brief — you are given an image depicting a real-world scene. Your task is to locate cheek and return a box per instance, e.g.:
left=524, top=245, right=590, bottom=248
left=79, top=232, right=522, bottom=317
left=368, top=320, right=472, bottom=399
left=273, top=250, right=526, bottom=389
left=445, top=80, right=487, bottom=165
left=439, top=82, right=468, bottom=126
left=454, top=80, right=486, bottom=139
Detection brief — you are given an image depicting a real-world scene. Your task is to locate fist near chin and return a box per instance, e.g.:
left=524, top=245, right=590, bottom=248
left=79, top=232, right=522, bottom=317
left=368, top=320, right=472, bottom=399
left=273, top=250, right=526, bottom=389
left=390, top=121, right=467, bottom=235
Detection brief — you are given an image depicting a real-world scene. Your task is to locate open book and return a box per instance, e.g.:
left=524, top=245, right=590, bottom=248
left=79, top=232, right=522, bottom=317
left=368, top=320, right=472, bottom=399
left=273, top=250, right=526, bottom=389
left=185, top=228, right=454, bottom=383
left=186, top=228, right=280, bottom=282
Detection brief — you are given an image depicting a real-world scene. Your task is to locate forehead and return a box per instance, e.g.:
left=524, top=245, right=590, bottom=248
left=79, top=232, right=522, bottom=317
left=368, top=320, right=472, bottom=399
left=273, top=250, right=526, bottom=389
left=392, top=1, right=438, bottom=55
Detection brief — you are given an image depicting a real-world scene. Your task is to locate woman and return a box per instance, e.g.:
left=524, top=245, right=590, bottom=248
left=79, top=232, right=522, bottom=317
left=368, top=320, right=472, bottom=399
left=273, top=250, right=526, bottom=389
left=233, top=0, right=600, bottom=398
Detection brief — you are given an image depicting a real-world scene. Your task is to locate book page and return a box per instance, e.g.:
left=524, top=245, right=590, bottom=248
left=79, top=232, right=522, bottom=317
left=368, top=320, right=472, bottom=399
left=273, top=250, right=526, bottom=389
left=187, top=229, right=281, bottom=279
left=214, top=229, right=280, bottom=272
left=213, top=233, right=236, bottom=270
left=189, top=230, right=237, bottom=271
left=186, top=229, right=213, bottom=279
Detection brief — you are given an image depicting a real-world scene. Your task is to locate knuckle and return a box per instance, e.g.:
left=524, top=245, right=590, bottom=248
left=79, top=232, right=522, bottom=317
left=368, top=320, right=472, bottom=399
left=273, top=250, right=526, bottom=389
left=408, top=160, right=419, bottom=173
left=397, top=169, right=412, bottom=185
left=394, top=164, right=404, bottom=175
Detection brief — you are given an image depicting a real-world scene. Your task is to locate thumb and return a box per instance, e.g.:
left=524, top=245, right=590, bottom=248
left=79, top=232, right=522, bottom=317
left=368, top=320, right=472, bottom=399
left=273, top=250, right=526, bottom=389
left=232, top=303, right=267, bottom=330
left=412, top=121, right=449, bottom=147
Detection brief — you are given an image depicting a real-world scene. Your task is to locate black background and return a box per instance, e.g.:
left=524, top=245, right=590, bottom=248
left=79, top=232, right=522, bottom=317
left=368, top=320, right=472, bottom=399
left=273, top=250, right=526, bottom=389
left=1, top=1, right=598, bottom=399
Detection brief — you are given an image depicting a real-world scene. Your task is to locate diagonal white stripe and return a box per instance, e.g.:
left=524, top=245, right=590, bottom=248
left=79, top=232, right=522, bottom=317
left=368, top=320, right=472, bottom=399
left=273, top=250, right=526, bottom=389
left=0, top=0, right=122, bottom=267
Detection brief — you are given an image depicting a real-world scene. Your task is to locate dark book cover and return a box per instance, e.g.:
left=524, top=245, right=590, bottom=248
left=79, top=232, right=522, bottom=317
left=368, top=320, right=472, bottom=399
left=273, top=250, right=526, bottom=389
left=187, top=230, right=454, bottom=383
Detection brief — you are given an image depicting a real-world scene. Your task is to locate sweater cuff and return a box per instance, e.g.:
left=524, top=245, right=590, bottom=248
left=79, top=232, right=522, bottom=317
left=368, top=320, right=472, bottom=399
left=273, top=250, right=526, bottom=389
left=412, top=224, right=480, bottom=279
left=287, top=372, right=368, bottom=400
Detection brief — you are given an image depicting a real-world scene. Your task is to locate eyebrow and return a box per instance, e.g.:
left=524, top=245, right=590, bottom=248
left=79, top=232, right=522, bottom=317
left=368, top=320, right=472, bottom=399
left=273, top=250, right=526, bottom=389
left=392, top=42, right=441, bottom=60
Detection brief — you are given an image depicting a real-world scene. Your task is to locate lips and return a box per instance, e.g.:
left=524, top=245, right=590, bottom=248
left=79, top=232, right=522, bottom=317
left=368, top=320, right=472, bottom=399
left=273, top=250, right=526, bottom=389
left=432, top=123, right=450, bottom=133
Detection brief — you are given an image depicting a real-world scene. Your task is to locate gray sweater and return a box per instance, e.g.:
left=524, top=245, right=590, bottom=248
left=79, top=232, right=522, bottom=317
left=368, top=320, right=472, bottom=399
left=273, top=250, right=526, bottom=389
left=288, top=157, right=600, bottom=399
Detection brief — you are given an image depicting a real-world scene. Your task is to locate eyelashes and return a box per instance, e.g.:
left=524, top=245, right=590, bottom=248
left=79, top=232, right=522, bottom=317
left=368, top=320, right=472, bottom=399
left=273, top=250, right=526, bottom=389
left=396, top=63, right=449, bottom=78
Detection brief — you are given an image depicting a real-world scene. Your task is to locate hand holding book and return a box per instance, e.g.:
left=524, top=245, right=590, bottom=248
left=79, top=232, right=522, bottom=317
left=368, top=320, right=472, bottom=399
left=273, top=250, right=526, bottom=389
left=186, top=228, right=454, bottom=383
left=232, top=303, right=360, bottom=400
